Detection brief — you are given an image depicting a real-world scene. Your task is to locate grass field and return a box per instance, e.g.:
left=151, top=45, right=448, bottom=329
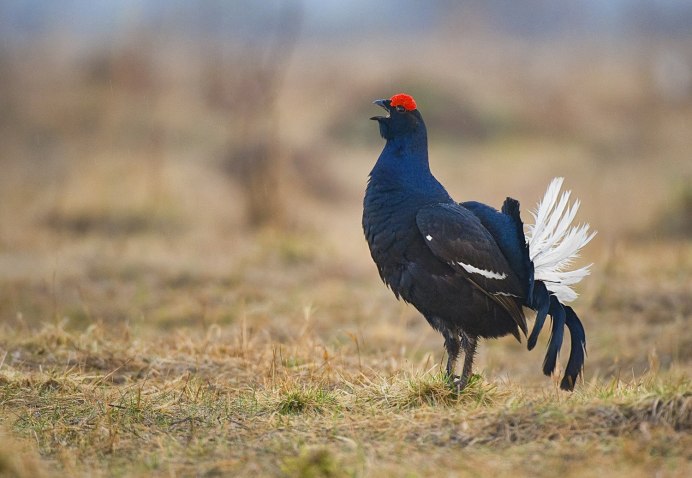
left=0, top=235, right=689, bottom=477
left=1, top=18, right=691, bottom=476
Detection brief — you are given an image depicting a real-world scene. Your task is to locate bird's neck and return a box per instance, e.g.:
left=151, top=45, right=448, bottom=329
left=371, top=131, right=447, bottom=196
left=375, top=131, right=428, bottom=175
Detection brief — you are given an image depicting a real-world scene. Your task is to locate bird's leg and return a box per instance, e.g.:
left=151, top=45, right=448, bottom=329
left=455, top=334, right=478, bottom=391
left=442, top=329, right=461, bottom=382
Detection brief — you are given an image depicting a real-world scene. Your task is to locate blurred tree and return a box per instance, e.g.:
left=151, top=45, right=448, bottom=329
left=206, top=1, right=303, bottom=228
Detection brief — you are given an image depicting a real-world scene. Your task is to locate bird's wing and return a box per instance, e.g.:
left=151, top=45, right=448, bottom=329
left=461, top=198, right=533, bottom=293
left=416, top=203, right=527, bottom=337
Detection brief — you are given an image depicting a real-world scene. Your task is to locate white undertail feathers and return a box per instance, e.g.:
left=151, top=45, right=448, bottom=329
left=525, top=177, right=596, bottom=303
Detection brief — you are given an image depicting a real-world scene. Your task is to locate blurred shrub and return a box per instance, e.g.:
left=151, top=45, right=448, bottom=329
left=656, top=180, right=692, bottom=238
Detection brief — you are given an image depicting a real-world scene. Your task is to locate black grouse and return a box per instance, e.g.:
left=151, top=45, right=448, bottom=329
left=363, top=93, right=595, bottom=391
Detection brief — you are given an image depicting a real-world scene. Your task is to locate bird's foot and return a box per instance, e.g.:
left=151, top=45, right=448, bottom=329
left=446, top=373, right=469, bottom=392
left=446, top=373, right=461, bottom=387
left=453, top=375, right=470, bottom=392
left=453, top=373, right=484, bottom=393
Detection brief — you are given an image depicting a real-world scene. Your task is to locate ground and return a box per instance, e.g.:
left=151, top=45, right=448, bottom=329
left=0, top=177, right=689, bottom=477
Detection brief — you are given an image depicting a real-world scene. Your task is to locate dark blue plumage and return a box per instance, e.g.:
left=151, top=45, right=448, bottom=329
left=363, top=94, right=592, bottom=391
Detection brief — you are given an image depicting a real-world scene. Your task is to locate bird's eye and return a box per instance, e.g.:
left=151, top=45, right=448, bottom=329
left=395, top=105, right=406, bottom=113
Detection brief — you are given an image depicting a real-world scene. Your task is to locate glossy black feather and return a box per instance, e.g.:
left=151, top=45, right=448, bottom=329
left=527, top=281, right=550, bottom=350
left=561, top=306, right=586, bottom=390
left=543, top=296, right=566, bottom=376
left=416, top=203, right=527, bottom=336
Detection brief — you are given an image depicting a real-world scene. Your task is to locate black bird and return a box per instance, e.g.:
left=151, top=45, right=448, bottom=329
left=363, top=93, right=595, bottom=390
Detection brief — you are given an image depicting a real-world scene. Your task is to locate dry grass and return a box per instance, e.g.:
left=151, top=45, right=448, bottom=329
left=0, top=315, right=689, bottom=477
left=0, top=235, right=690, bottom=476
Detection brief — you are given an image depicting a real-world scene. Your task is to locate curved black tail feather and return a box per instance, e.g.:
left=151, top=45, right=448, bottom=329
left=561, top=306, right=586, bottom=390
left=526, top=279, right=585, bottom=390
left=542, top=296, right=565, bottom=376
left=527, top=281, right=550, bottom=351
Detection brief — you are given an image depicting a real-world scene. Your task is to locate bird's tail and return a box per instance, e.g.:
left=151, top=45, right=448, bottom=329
left=525, top=177, right=595, bottom=390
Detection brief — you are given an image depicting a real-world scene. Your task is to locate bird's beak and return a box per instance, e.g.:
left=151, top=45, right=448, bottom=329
left=370, top=99, right=390, bottom=121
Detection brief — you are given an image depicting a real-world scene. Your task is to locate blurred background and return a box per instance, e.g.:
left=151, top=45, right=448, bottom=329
left=0, top=1, right=690, bottom=383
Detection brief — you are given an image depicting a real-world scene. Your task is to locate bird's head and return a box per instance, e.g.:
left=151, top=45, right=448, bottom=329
left=371, top=93, right=425, bottom=140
